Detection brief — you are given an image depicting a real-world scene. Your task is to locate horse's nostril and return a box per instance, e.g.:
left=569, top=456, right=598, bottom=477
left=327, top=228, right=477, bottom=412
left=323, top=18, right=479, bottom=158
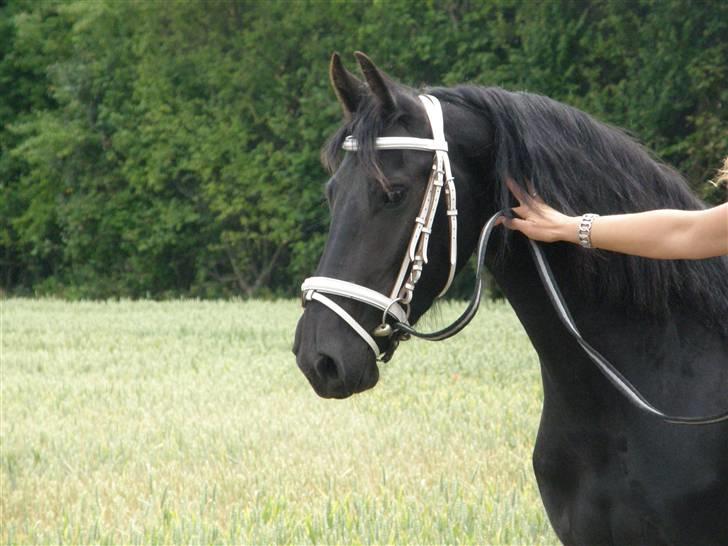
left=315, top=354, right=339, bottom=381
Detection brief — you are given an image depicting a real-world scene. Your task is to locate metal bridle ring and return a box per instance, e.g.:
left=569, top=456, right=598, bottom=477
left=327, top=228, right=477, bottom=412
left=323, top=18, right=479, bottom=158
left=372, top=297, right=405, bottom=337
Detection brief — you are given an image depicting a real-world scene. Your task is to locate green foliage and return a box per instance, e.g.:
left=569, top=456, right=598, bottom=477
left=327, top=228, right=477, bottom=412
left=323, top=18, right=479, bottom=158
left=2, top=0, right=726, bottom=298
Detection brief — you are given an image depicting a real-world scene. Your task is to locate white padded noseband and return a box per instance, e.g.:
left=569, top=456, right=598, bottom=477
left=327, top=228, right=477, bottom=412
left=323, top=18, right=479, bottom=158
left=301, top=278, right=409, bottom=359
left=301, top=277, right=408, bottom=323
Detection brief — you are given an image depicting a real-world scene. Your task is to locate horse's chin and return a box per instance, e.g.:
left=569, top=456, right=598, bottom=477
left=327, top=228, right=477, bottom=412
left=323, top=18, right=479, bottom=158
left=349, top=360, right=380, bottom=395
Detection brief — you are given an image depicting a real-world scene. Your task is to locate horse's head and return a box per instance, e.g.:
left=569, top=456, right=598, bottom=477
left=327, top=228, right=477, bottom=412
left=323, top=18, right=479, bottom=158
left=293, top=53, right=490, bottom=398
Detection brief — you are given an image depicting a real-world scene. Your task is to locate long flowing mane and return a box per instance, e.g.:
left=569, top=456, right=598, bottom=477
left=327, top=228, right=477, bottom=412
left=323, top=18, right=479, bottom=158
left=322, top=84, right=728, bottom=334
left=430, top=86, right=728, bottom=333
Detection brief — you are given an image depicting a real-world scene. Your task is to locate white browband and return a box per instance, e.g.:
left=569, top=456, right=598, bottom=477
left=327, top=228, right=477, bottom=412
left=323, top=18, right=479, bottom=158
left=302, top=95, right=457, bottom=360
left=343, top=135, right=448, bottom=152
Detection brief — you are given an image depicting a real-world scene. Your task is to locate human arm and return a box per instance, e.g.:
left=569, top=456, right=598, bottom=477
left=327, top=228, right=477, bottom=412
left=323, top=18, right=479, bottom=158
left=581, top=205, right=727, bottom=259
left=500, top=181, right=728, bottom=260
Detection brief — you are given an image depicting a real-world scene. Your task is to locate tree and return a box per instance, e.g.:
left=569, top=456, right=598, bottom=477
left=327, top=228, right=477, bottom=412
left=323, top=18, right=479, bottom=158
left=2, top=0, right=724, bottom=298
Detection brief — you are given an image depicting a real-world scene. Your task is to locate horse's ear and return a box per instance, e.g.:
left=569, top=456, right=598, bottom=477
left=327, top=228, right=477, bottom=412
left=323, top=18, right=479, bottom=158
left=329, top=52, right=365, bottom=119
left=354, top=51, right=396, bottom=113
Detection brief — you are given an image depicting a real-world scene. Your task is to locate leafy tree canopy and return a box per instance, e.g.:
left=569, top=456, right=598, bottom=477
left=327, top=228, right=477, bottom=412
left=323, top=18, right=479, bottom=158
left=2, top=0, right=725, bottom=298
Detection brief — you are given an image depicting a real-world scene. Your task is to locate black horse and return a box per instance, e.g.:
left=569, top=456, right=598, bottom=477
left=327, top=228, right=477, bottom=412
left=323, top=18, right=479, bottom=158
left=293, top=53, right=728, bottom=545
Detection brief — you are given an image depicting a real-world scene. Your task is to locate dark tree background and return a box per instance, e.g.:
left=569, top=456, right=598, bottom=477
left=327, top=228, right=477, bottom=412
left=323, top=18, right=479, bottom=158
left=1, top=0, right=726, bottom=298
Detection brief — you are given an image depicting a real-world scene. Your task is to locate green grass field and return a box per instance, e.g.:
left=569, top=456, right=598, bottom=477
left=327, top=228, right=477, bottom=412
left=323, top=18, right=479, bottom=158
left=1, top=299, right=558, bottom=545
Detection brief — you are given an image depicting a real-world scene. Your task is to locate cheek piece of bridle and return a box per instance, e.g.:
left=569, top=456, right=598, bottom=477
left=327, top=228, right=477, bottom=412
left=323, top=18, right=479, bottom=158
left=301, top=94, right=728, bottom=426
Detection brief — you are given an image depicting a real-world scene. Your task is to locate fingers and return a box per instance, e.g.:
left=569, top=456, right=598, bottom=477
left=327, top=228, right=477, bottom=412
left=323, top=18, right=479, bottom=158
left=501, top=216, right=531, bottom=234
left=511, top=204, right=529, bottom=218
left=505, top=177, right=528, bottom=205
left=505, top=177, right=540, bottom=204
left=496, top=203, right=534, bottom=230
left=513, top=198, right=551, bottom=221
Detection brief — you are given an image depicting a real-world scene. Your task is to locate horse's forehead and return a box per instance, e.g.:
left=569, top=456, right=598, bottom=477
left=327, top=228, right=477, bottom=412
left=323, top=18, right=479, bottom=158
left=328, top=155, right=374, bottom=191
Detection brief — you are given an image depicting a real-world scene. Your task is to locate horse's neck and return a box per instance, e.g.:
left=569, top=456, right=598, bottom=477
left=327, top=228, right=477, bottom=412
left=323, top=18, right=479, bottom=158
left=486, top=234, right=627, bottom=411
left=486, top=235, right=583, bottom=357
left=486, top=232, right=728, bottom=421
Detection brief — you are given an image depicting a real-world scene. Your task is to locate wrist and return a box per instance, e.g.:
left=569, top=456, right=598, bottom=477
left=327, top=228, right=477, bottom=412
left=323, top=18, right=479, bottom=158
left=576, top=213, right=600, bottom=248
left=559, top=216, right=582, bottom=244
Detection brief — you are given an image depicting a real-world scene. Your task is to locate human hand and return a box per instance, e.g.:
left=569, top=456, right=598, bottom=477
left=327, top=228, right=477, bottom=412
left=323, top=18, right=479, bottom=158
left=497, top=178, right=580, bottom=244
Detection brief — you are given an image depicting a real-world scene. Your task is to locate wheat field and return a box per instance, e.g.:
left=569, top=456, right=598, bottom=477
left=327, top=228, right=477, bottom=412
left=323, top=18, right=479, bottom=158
left=1, top=298, right=558, bottom=545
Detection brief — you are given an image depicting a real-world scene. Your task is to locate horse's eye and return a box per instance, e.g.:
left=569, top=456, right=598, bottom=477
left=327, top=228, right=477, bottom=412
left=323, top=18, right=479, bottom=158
left=384, top=189, right=406, bottom=206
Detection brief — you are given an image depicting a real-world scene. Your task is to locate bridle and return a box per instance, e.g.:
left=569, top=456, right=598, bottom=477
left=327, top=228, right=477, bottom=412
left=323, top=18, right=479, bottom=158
left=302, top=95, right=458, bottom=360
left=301, top=94, right=728, bottom=426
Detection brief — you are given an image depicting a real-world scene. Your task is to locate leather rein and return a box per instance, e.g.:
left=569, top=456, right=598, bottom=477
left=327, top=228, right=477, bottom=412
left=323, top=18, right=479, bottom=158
left=301, top=94, right=728, bottom=426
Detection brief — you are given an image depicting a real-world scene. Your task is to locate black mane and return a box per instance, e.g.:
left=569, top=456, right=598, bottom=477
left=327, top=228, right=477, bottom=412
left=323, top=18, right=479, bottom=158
left=322, top=84, right=728, bottom=333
